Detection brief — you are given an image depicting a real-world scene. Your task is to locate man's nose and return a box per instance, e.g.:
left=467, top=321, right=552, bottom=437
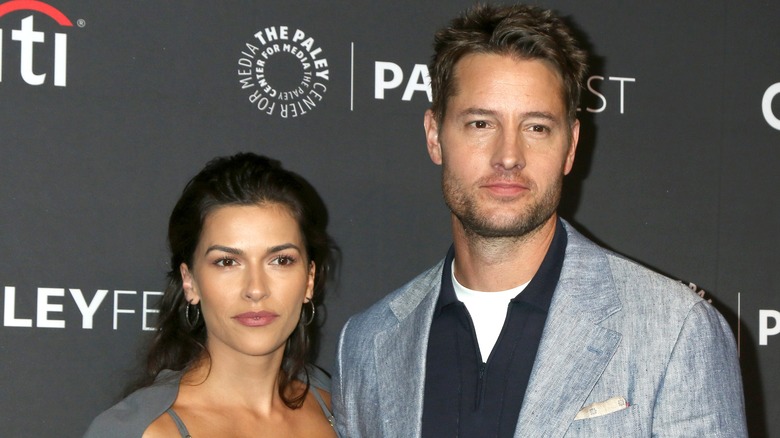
left=492, top=129, right=526, bottom=171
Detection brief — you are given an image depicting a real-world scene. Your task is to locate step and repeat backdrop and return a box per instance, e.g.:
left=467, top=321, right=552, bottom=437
left=1, top=1, right=778, bottom=436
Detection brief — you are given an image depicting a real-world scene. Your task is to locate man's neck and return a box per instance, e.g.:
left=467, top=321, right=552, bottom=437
left=451, top=214, right=558, bottom=291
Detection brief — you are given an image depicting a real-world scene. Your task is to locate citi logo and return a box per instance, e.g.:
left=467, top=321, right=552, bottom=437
left=0, top=0, right=73, bottom=87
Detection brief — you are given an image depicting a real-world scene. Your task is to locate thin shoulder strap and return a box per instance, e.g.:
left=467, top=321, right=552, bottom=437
left=165, top=408, right=192, bottom=438
left=310, top=387, right=336, bottom=428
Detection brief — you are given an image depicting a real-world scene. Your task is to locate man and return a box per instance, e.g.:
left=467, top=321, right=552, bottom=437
left=333, top=4, right=747, bottom=437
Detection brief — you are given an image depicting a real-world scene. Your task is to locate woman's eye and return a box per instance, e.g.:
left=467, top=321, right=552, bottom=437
left=272, top=255, right=296, bottom=266
left=215, top=258, right=237, bottom=267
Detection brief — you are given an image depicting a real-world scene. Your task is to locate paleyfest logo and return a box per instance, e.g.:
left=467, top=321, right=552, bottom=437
left=0, top=0, right=76, bottom=87
left=238, top=25, right=329, bottom=118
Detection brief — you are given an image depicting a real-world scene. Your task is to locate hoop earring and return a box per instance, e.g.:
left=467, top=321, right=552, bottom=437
left=185, top=301, right=200, bottom=328
left=301, top=300, right=316, bottom=326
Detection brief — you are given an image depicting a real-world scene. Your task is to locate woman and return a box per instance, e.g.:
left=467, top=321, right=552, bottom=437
left=85, top=153, right=339, bottom=437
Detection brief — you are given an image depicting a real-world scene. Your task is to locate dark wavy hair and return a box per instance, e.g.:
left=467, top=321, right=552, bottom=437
left=429, top=3, right=588, bottom=126
left=135, top=152, right=337, bottom=409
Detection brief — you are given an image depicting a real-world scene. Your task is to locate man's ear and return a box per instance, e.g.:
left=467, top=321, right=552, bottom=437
left=424, top=109, right=443, bottom=165
left=564, top=119, right=580, bottom=175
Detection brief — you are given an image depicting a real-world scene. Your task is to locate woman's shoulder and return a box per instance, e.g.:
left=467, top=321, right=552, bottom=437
left=83, top=370, right=182, bottom=438
left=305, top=364, right=332, bottom=392
left=303, top=365, right=339, bottom=436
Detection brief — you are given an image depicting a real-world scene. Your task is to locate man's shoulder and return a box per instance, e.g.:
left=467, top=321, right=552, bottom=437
left=83, top=370, right=181, bottom=438
left=342, top=260, right=444, bottom=334
left=561, top=222, right=728, bottom=348
left=563, top=221, right=707, bottom=310
left=603, top=246, right=705, bottom=310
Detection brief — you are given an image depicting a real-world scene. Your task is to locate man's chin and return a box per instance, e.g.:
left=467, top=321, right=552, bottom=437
left=460, top=216, right=551, bottom=239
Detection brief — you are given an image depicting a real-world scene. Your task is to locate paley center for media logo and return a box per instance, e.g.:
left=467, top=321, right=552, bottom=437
left=0, top=0, right=81, bottom=87
left=237, top=25, right=330, bottom=118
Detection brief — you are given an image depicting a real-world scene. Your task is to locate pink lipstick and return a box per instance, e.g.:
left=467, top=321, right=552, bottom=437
left=233, top=311, right=279, bottom=327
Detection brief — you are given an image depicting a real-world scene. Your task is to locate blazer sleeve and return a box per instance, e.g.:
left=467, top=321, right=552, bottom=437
left=331, top=312, right=387, bottom=438
left=332, top=317, right=352, bottom=438
left=651, top=300, right=747, bottom=436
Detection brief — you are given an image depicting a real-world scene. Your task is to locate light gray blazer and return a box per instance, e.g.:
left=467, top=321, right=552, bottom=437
left=333, top=220, right=747, bottom=437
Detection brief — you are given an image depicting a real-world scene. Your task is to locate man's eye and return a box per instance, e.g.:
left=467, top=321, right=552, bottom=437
left=473, top=121, right=488, bottom=129
left=529, top=125, right=549, bottom=133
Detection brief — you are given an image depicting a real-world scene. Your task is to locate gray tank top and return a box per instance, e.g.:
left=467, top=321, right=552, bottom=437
left=164, top=386, right=335, bottom=437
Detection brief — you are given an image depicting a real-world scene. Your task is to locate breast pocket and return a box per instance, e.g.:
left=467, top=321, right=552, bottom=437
left=565, top=404, right=643, bottom=437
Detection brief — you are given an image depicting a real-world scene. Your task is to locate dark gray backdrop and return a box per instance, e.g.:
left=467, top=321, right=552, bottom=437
left=0, top=1, right=777, bottom=436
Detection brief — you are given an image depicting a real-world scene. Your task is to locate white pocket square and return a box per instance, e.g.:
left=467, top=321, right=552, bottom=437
left=574, top=396, right=630, bottom=420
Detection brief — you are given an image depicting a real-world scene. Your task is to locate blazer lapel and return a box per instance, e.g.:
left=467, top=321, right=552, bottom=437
left=515, top=223, right=623, bottom=437
left=374, top=262, right=443, bottom=437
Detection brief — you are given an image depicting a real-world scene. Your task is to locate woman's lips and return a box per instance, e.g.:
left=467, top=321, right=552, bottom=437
left=233, top=311, right=279, bottom=327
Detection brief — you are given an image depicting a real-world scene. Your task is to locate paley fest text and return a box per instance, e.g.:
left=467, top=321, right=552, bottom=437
left=2, top=286, right=161, bottom=330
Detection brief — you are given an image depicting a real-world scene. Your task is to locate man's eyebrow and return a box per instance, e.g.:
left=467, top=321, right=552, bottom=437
left=523, top=111, right=557, bottom=120
left=457, top=108, right=560, bottom=122
left=457, top=107, right=499, bottom=117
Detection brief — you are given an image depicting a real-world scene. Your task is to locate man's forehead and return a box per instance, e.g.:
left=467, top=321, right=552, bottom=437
left=447, top=53, right=566, bottom=109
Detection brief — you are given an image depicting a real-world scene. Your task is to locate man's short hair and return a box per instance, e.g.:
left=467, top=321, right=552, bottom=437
left=429, top=3, right=588, bottom=125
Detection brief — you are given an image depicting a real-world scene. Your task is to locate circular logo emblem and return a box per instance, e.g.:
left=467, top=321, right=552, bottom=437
left=237, top=26, right=329, bottom=118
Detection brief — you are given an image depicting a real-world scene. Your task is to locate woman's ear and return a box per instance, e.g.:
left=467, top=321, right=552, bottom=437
left=180, top=263, right=200, bottom=304
left=304, top=261, right=315, bottom=302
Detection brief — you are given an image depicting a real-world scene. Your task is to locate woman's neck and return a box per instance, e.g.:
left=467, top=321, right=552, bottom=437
left=181, top=348, right=289, bottom=415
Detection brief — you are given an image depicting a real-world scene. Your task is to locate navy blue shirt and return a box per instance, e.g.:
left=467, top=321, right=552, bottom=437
left=421, top=220, right=567, bottom=437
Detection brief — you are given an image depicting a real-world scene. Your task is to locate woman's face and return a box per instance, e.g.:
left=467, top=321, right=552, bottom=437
left=180, top=203, right=314, bottom=362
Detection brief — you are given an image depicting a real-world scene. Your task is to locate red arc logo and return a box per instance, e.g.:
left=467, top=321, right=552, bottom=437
left=0, top=0, right=72, bottom=26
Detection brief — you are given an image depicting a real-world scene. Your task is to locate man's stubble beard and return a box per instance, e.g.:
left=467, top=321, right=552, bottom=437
left=441, top=166, right=562, bottom=242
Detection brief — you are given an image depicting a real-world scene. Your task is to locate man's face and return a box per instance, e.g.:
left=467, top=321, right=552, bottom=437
left=424, top=53, right=579, bottom=239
